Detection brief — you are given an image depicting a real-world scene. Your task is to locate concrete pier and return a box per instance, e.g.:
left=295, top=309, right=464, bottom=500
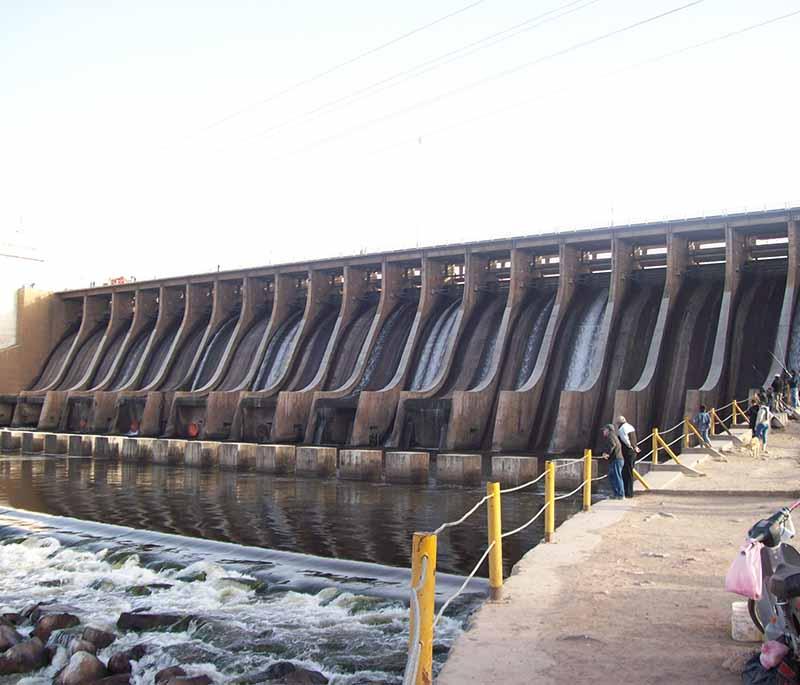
left=68, top=434, right=92, bottom=457
left=21, top=431, right=44, bottom=454
left=0, top=430, right=21, bottom=452
left=43, top=433, right=68, bottom=455
left=296, top=446, right=337, bottom=478
left=93, top=436, right=122, bottom=460
left=152, top=439, right=186, bottom=465
left=219, top=443, right=256, bottom=471
left=551, top=458, right=598, bottom=488
left=339, top=449, right=383, bottom=482
left=254, top=444, right=296, bottom=474
left=184, top=441, right=219, bottom=468
left=491, top=455, right=538, bottom=488
left=437, top=453, right=482, bottom=486
left=121, top=437, right=155, bottom=462
left=385, top=451, right=429, bottom=484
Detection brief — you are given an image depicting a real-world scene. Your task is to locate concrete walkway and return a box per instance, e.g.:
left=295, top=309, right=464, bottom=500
left=439, top=424, right=800, bottom=684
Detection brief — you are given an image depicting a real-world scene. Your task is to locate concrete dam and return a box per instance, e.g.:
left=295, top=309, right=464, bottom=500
left=1, top=207, right=798, bottom=458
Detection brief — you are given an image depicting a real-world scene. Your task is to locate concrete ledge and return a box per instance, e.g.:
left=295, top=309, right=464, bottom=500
left=21, top=432, right=44, bottom=454
left=296, top=446, right=337, bottom=478
left=68, top=434, right=92, bottom=457
left=437, top=453, right=482, bottom=486
left=44, top=433, right=68, bottom=455
left=492, top=456, right=538, bottom=487
left=185, top=441, right=219, bottom=468
left=93, top=436, right=122, bottom=460
left=122, top=437, right=155, bottom=462
left=552, top=458, right=598, bottom=489
left=220, top=443, right=256, bottom=471
left=385, top=451, right=429, bottom=484
left=339, top=449, right=383, bottom=482
left=254, top=444, right=296, bottom=474
left=152, top=439, right=186, bottom=465
left=1, top=430, right=22, bottom=452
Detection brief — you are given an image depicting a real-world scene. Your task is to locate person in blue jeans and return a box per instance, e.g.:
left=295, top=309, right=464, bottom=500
left=601, top=423, right=625, bottom=499
left=694, top=405, right=711, bottom=445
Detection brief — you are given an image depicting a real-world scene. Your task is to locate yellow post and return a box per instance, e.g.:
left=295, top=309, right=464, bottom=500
left=632, top=468, right=651, bottom=490
left=683, top=417, right=691, bottom=449
left=652, top=427, right=659, bottom=467
left=583, top=448, right=592, bottom=512
left=409, top=532, right=437, bottom=685
left=486, top=482, right=503, bottom=601
left=545, top=460, right=555, bottom=543
left=710, top=407, right=717, bottom=436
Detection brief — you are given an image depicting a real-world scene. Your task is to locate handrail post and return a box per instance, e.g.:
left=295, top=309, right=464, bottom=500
left=409, top=532, right=437, bottom=685
left=710, top=407, right=717, bottom=436
left=486, top=482, right=503, bottom=601
left=583, top=448, right=592, bottom=512
left=652, top=428, right=659, bottom=468
left=683, top=417, right=690, bottom=449
left=545, top=460, right=555, bottom=543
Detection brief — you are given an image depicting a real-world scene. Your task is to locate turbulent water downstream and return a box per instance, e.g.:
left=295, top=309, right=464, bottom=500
left=0, top=454, right=580, bottom=683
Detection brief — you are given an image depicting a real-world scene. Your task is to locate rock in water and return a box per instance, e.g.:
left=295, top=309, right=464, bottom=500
left=166, top=677, right=213, bottom=685
left=56, top=651, right=109, bottom=685
left=262, top=662, right=328, bottom=684
left=82, top=627, right=117, bottom=650
left=107, top=644, right=147, bottom=674
left=0, top=638, right=48, bottom=675
left=25, top=603, right=81, bottom=623
left=68, top=638, right=97, bottom=656
left=90, top=676, right=133, bottom=685
left=117, top=612, right=193, bottom=632
left=156, top=666, right=187, bottom=683
left=34, top=613, right=80, bottom=642
left=0, top=624, right=23, bottom=651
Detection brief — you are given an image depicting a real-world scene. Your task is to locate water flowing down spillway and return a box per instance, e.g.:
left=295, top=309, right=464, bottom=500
left=89, top=319, right=134, bottom=389
left=464, top=295, right=507, bottom=390
left=29, top=324, right=80, bottom=391
left=562, top=287, right=609, bottom=391
left=355, top=299, right=418, bottom=392
left=790, top=293, right=800, bottom=372
left=409, top=299, right=461, bottom=391
left=500, top=290, right=556, bottom=391
left=108, top=320, right=158, bottom=390
left=253, top=311, right=304, bottom=391
left=190, top=315, right=239, bottom=391
left=324, top=297, right=379, bottom=391
left=286, top=308, right=339, bottom=391
left=140, top=318, right=182, bottom=388
left=216, top=309, right=273, bottom=391
left=159, top=316, right=212, bottom=392
left=56, top=323, right=107, bottom=390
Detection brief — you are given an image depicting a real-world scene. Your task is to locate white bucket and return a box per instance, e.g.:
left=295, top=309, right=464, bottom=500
left=731, top=601, right=763, bottom=642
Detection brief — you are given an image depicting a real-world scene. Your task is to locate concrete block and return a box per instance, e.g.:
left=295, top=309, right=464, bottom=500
left=339, top=449, right=383, bottom=482
left=551, top=458, right=598, bottom=489
left=491, top=455, right=539, bottom=488
left=0, top=430, right=21, bottom=452
left=44, top=433, right=68, bottom=455
left=68, top=434, right=92, bottom=457
left=437, top=453, right=482, bottom=486
left=184, top=441, right=219, bottom=468
left=21, top=432, right=44, bottom=454
left=296, top=446, right=337, bottom=478
left=121, top=437, right=155, bottom=462
left=220, top=443, right=256, bottom=471
left=255, top=444, right=296, bottom=474
left=385, top=451, right=429, bottom=484
left=94, top=436, right=122, bottom=460
left=153, top=439, right=186, bottom=465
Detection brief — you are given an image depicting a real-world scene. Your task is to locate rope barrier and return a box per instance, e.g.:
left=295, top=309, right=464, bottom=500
left=433, top=541, right=495, bottom=630
left=554, top=478, right=589, bottom=501
left=499, top=470, right=546, bottom=494
left=501, top=501, right=549, bottom=539
left=432, top=494, right=493, bottom=536
left=663, top=433, right=684, bottom=450
left=402, top=555, right=428, bottom=685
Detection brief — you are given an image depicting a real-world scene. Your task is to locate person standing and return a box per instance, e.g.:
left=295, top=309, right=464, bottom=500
left=616, top=415, right=640, bottom=499
left=600, top=423, right=625, bottom=499
left=747, top=397, right=760, bottom=439
left=693, top=405, right=712, bottom=446
left=756, top=402, right=772, bottom=453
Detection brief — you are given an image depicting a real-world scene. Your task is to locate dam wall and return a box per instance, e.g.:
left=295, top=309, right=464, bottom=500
left=3, top=207, right=799, bottom=457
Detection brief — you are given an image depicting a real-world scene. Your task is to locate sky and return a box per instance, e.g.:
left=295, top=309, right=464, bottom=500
left=2, top=0, right=800, bottom=293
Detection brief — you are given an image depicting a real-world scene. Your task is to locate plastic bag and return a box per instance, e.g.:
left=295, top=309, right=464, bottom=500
left=743, top=653, right=777, bottom=685
left=725, top=540, right=763, bottom=600
left=762, top=641, right=791, bottom=669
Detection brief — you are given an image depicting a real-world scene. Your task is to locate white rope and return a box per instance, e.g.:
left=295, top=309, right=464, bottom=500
left=501, top=501, right=548, bottom=539
left=592, top=473, right=608, bottom=481
left=719, top=412, right=733, bottom=423
left=500, top=470, right=546, bottom=494
left=635, top=449, right=653, bottom=464
left=433, top=541, right=495, bottom=630
left=554, top=478, right=588, bottom=501
left=663, top=433, right=684, bottom=450
left=402, top=555, right=428, bottom=685
left=432, top=494, right=493, bottom=536
left=636, top=433, right=652, bottom=446
left=660, top=419, right=685, bottom=436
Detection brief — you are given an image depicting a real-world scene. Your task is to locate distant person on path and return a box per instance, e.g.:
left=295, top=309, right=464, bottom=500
left=693, top=405, right=712, bottom=446
left=756, top=402, right=772, bottom=453
left=771, top=374, right=784, bottom=411
left=616, top=415, right=640, bottom=499
left=600, top=424, right=625, bottom=500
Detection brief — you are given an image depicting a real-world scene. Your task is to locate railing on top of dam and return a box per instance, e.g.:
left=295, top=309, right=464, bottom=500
left=402, top=397, right=754, bottom=685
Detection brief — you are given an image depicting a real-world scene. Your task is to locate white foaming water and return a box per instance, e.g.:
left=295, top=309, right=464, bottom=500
left=0, top=534, right=462, bottom=684
left=515, top=295, right=555, bottom=390
left=563, top=288, right=609, bottom=391
left=410, top=300, right=461, bottom=391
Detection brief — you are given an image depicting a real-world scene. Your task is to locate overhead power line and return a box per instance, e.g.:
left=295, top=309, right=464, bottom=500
left=201, top=0, right=488, bottom=132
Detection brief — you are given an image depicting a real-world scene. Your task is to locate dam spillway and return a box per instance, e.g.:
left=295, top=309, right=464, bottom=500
left=2, top=207, right=800, bottom=457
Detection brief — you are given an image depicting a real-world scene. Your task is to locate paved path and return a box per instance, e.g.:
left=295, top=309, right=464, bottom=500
left=438, top=423, right=800, bottom=684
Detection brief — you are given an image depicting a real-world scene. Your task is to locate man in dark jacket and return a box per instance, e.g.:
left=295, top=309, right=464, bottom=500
left=600, top=423, right=625, bottom=499
left=747, top=397, right=760, bottom=437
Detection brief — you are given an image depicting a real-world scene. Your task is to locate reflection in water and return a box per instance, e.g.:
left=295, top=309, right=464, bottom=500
left=0, top=455, right=580, bottom=577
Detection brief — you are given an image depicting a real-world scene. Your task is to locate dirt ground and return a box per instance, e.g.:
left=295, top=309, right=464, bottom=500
left=439, top=424, right=800, bottom=684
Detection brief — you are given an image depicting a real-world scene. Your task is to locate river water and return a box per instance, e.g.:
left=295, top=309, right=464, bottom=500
left=0, top=454, right=581, bottom=683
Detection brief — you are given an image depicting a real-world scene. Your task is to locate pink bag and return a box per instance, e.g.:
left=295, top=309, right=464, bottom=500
left=725, top=540, right=763, bottom=600
left=761, top=640, right=790, bottom=669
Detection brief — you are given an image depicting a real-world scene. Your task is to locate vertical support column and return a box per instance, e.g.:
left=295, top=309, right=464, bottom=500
left=583, top=449, right=592, bottom=512
left=486, top=481, right=503, bottom=600
left=544, top=461, right=555, bottom=543
left=652, top=428, right=659, bottom=467
left=409, top=532, right=437, bottom=685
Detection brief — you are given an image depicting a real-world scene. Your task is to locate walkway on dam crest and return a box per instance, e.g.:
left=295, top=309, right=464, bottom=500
left=439, top=426, right=800, bottom=685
